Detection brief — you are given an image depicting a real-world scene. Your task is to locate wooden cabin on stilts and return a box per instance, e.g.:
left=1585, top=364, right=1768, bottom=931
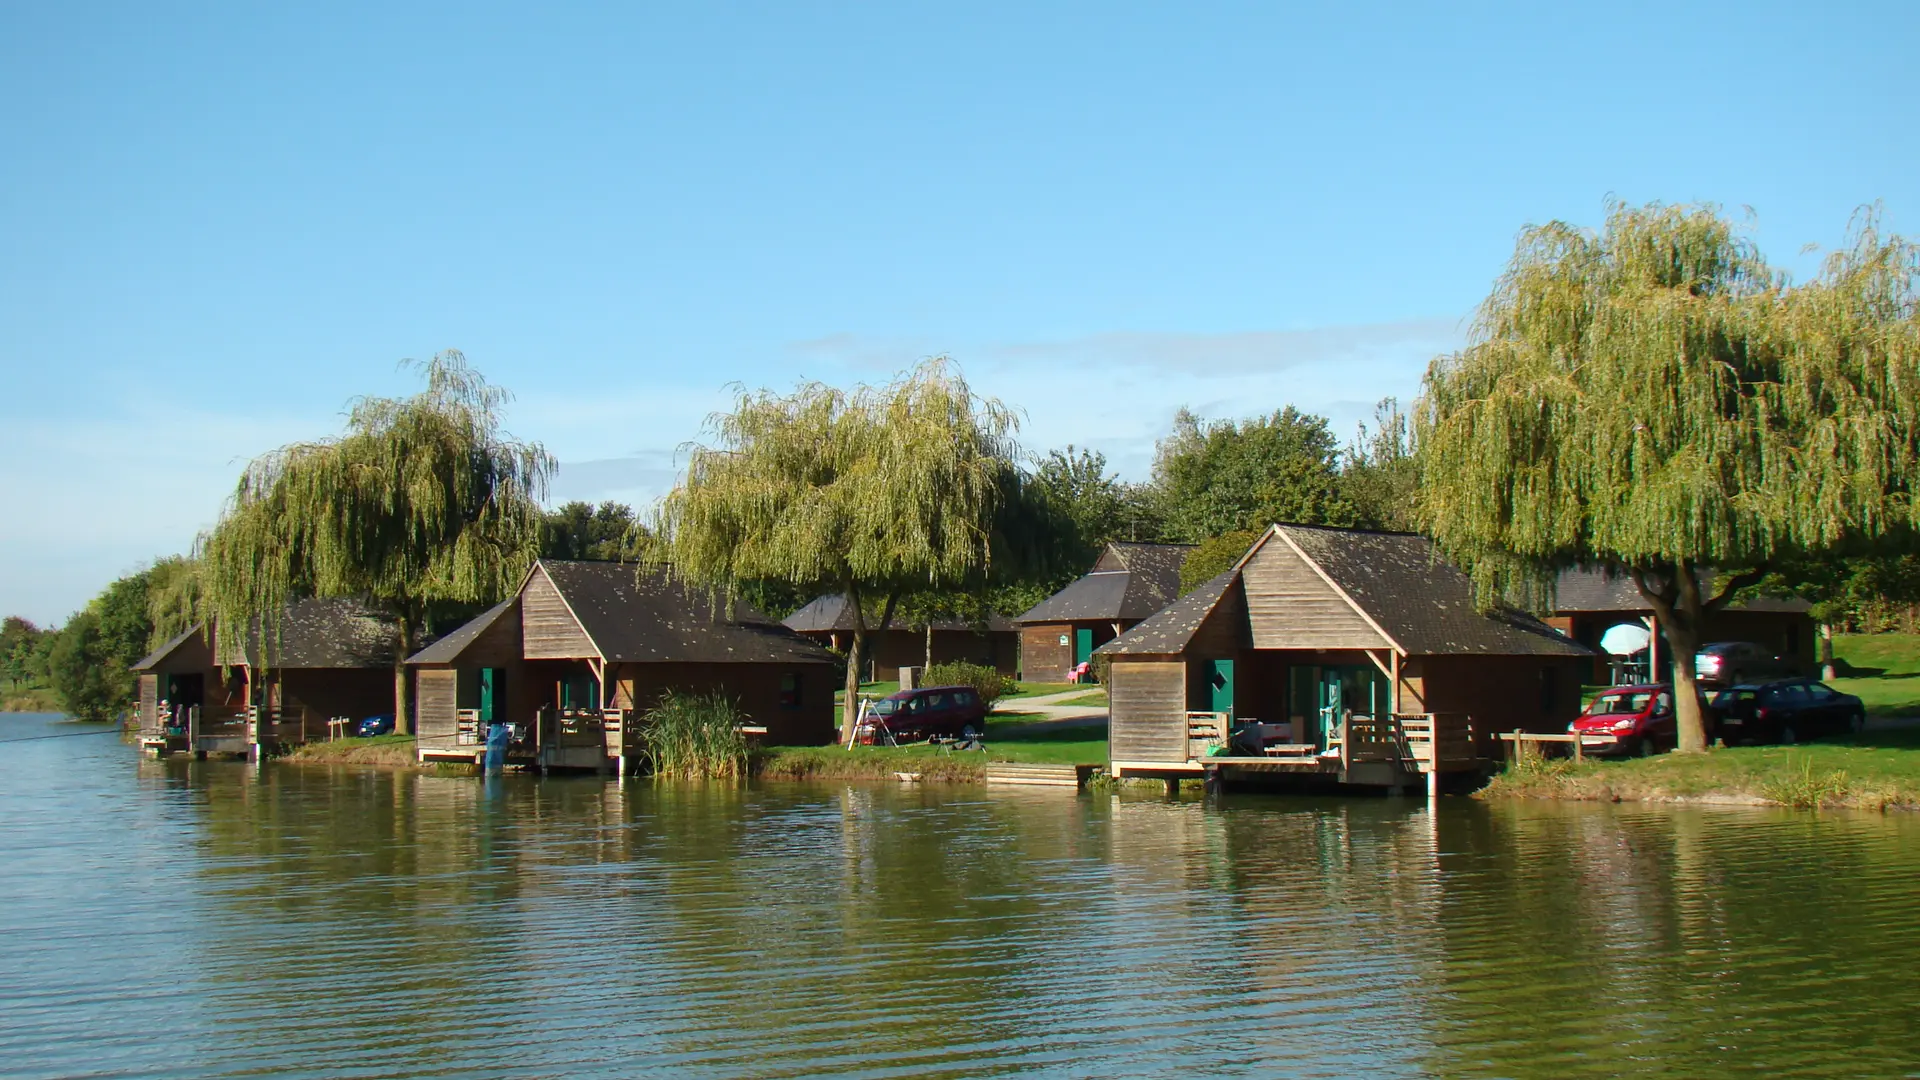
left=133, top=600, right=403, bottom=759
left=1102, top=525, right=1594, bottom=795
left=409, top=560, right=840, bottom=772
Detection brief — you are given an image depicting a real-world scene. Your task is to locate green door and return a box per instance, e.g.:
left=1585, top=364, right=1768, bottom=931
left=478, top=668, right=501, bottom=723
left=1204, top=658, right=1235, bottom=715
left=1073, top=628, right=1094, bottom=667
left=1319, top=668, right=1345, bottom=748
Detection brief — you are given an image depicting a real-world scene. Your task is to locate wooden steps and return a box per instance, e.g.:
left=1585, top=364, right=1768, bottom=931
left=983, top=762, right=1093, bottom=789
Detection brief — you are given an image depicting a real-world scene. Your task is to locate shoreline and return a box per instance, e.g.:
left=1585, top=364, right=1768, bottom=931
left=1477, top=739, right=1920, bottom=811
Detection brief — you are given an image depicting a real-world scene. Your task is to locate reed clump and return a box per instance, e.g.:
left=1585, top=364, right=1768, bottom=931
left=638, top=690, right=749, bottom=779
left=1758, top=756, right=1856, bottom=809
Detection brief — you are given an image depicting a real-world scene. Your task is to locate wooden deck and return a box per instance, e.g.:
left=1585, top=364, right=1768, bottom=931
left=1112, top=710, right=1480, bottom=792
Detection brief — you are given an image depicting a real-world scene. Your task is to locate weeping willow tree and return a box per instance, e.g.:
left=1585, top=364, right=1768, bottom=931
left=202, top=351, right=553, bottom=734
left=1420, top=201, right=1920, bottom=751
left=659, top=359, right=1033, bottom=741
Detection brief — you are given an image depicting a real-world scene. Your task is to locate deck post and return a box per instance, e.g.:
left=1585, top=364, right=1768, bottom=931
left=1165, top=777, right=1180, bottom=798
left=1427, top=768, right=1439, bottom=800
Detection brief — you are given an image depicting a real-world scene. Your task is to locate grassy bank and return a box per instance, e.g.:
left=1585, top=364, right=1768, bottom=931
left=2, top=687, right=62, bottom=712
left=283, top=735, right=420, bottom=768
left=1481, top=726, right=1920, bottom=810
left=758, top=710, right=1107, bottom=781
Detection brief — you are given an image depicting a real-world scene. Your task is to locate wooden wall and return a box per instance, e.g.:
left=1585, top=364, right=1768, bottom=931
left=416, top=666, right=459, bottom=741
left=521, top=567, right=596, bottom=659
left=617, top=662, right=837, bottom=746
left=1109, top=658, right=1188, bottom=762
left=1020, top=624, right=1074, bottom=683
left=280, top=668, right=397, bottom=741
left=454, top=603, right=525, bottom=667
left=832, top=628, right=1019, bottom=680
left=1415, top=654, right=1590, bottom=757
left=1242, top=535, right=1387, bottom=651
left=137, top=674, right=159, bottom=736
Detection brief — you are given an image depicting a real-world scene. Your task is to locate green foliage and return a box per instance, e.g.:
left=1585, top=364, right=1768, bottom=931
left=922, top=661, right=1009, bottom=706
left=659, top=358, right=1061, bottom=736
left=1758, top=756, right=1855, bottom=809
left=540, top=500, right=647, bottom=561
left=1419, top=201, right=1920, bottom=751
left=1031, top=446, right=1164, bottom=547
left=1339, top=398, right=1420, bottom=531
left=1151, top=406, right=1355, bottom=541
left=1178, top=529, right=1263, bottom=593
left=42, top=567, right=159, bottom=719
left=1, top=616, right=50, bottom=692
left=201, top=352, right=552, bottom=731
left=638, top=689, right=750, bottom=779
left=144, top=556, right=204, bottom=647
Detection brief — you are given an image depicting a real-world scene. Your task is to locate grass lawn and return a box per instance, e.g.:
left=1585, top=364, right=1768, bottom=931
left=1828, top=633, right=1920, bottom=717
left=999, top=681, right=1082, bottom=699
left=284, top=734, right=418, bottom=767
left=760, top=709, right=1108, bottom=776
left=1050, top=689, right=1109, bottom=709
left=1483, top=722, right=1920, bottom=809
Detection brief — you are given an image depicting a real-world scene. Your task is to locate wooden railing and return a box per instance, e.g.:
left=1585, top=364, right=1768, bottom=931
left=1186, top=711, right=1227, bottom=759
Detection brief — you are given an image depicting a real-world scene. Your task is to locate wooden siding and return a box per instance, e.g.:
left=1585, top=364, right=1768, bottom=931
left=138, top=674, right=159, bottom=735
left=1021, top=624, right=1075, bottom=683
left=619, top=662, right=836, bottom=746
left=1241, top=535, right=1388, bottom=651
left=521, top=565, right=597, bottom=660
left=1109, top=658, right=1188, bottom=762
left=279, top=668, right=397, bottom=741
left=455, top=602, right=525, bottom=667
left=416, top=666, right=459, bottom=741
left=1416, top=654, right=1590, bottom=757
left=1186, top=578, right=1251, bottom=658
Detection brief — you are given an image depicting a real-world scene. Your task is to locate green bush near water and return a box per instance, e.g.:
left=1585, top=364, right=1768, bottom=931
left=639, top=690, right=749, bottom=779
left=921, top=661, right=1011, bottom=706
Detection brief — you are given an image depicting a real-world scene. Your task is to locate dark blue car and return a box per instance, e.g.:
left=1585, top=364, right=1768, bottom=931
left=356, top=714, right=395, bottom=738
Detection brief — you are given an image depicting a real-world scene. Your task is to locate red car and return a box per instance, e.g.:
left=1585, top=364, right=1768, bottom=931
left=1570, top=684, right=1676, bottom=757
left=857, top=686, right=989, bottom=744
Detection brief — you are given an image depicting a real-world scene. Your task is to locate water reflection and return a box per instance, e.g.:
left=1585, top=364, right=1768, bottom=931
left=2, top=713, right=1917, bottom=1078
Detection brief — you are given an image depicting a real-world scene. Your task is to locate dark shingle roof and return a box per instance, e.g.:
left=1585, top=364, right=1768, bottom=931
left=1016, top=542, right=1195, bottom=624
left=406, top=598, right=517, bottom=665
left=224, top=599, right=402, bottom=669
left=1554, top=567, right=1811, bottom=614
left=1095, top=571, right=1238, bottom=655
left=1279, top=525, right=1589, bottom=657
left=132, top=624, right=207, bottom=672
left=541, top=561, right=838, bottom=665
left=783, top=594, right=1015, bottom=634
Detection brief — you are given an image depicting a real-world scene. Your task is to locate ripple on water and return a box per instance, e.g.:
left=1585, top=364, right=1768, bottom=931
left=2, top=715, right=1919, bottom=1078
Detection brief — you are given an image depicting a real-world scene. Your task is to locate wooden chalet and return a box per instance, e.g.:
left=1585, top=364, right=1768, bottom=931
left=1014, top=542, right=1196, bottom=682
left=1548, top=567, right=1816, bottom=684
left=782, top=594, right=1018, bottom=679
left=409, top=559, right=839, bottom=770
left=133, top=600, right=401, bottom=758
left=1101, top=525, right=1593, bottom=793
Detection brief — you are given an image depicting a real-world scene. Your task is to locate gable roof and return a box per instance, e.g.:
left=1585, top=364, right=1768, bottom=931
left=406, top=597, right=517, bottom=665
left=537, top=560, right=838, bottom=665
left=783, top=594, right=1016, bottom=634
left=1553, top=567, right=1812, bottom=615
left=1099, top=525, right=1590, bottom=658
left=221, top=599, right=403, bottom=669
left=132, top=624, right=209, bottom=673
left=1094, top=570, right=1240, bottom=655
left=1015, top=542, right=1196, bottom=624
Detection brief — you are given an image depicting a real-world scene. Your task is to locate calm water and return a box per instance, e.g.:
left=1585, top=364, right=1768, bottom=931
left=4, top=712, right=1919, bottom=1079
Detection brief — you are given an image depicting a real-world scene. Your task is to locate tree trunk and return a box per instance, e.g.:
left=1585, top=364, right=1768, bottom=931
left=925, top=624, right=934, bottom=671
left=1662, top=615, right=1710, bottom=753
left=1820, top=623, right=1837, bottom=680
left=842, top=621, right=864, bottom=744
left=394, top=617, right=415, bottom=737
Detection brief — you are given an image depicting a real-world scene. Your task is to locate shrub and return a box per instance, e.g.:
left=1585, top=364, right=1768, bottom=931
left=923, top=661, right=1009, bottom=706
left=1088, top=653, right=1112, bottom=686
left=638, top=690, right=749, bottom=779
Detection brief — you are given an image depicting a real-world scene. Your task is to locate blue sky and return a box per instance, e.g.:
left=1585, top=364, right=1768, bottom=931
left=2, top=2, right=1914, bottom=624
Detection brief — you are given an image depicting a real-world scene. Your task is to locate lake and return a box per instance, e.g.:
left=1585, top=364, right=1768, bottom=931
left=4, top=711, right=1918, bottom=1078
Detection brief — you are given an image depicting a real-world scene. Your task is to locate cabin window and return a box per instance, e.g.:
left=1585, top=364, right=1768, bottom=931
left=780, top=672, right=801, bottom=710
left=1540, top=667, right=1559, bottom=714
